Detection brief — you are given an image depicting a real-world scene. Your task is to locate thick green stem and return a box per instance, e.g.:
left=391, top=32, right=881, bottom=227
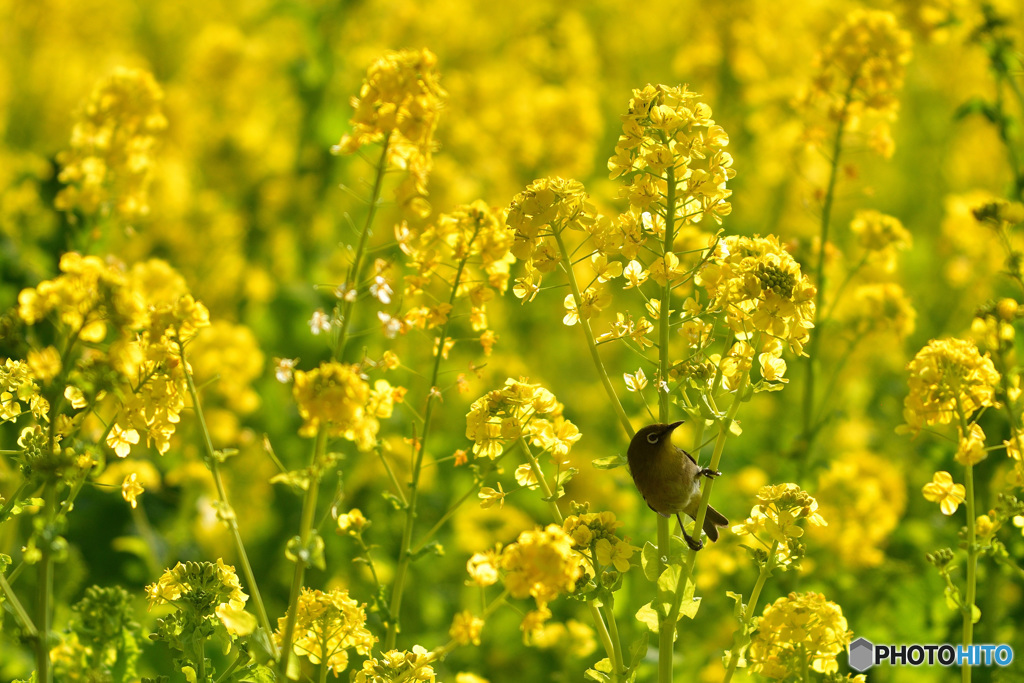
left=801, top=89, right=853, bottom=445
left=35, top=481, right=56, bottom=683
left=723, top=540, right=779, bottom=682
left=277, top=429, right=328, bottom=678
left=657, top=166, right=677, bottom=683
left=553, top=229, right=635, bottom=439
left=386, top=244, right=475, bottom=649
left=178, top=339, right=275, bottom=646
left=963, top=462, right=977, bottom=683
left=335, top=132, right=392, bottom=360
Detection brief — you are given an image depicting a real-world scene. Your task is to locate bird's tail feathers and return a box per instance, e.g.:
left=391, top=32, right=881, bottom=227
left=702, top=505, right=729, bottom=543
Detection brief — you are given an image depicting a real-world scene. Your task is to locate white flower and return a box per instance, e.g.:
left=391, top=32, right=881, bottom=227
left=370, top=276, right=393, bottom=304
left=274, top=357, right=297, bottom=383
left=309, top=309, right=332, bottom=335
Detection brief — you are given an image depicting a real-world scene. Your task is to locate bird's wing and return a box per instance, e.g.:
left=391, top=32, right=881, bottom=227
left=677, top=446, right=697, bottom=465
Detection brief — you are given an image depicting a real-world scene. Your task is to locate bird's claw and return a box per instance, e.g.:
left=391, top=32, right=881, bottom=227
left=699, top=467, right=722, bottom=478
left=684, top=532, right=704, bottom=552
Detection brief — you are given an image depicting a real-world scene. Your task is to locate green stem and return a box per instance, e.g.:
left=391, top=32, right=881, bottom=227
left=520, top=438, right=563, bottom=523
left=723, top=539, right=779, bottom=682
left=954, top=401, right=977, bottom=683
left=553, top=229, right=635, bottom=439
left=34, top=480, right=56, bottom=683
left=589, top=601, right=619, bottom=680
left=801, top=88, right=854, bottom=445
left=602, top=599, right=625, bottom=680
left=277, top=428, right=328, bottom=678
left=0, top=570, right=36, bottom=638
left=178, top=338, right=275, bottom=646
left=386, top=243, right=476, bottom=649
left=214, top=650, right=250, bottom=683
left=657, top=166, right=677, bottom=683
left=334, top=132, right=392, bottom=360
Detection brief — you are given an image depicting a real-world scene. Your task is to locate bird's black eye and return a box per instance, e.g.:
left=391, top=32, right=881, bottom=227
left=646, top=432, right=659, bottom=444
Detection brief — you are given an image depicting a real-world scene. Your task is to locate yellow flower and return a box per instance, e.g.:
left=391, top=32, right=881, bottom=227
left=923, top=471, right=965, bottom=515
left=478, top=484, right=506, bottom=510
left=292, top=361, right=372, bottom=441
left=732, top=483, right=826, bottom=566
left=698, top=235, right=816, bottom=355
left=465, top=378, right=575, bottom=460
left=840, top=283, right=916, bottom=340
left=354, top=645, right=436, bottom=683
left=26, top=347, right=62, bottom=383
left=466, top=548, right=501, bottom=587
left=955, top=423, right=988, bottom=466
left=748, top=592, right=852, bottom=679
left=904, top=338, right=1001, bottom=433
left=976, top=514, right=998, bottom=541
left=595, top=537, right=638, bottom=573
left=121, top=473, right=144, bottom=509
left=55, top=67, right=167, bottom=222
left=520, top=606, right=552, bottom=645
left=337, top=509, right=369, bottom=534
left=275, top=588, right=375, bottom=675
left=449, top=610, right=484, bottom=646
left=501, top=525, right=582, bottom=607
left=106, top=424, right=140, bottom=458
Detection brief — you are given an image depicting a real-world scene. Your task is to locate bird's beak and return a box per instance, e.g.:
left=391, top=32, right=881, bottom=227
left=667, top=420, right=685, bottom=432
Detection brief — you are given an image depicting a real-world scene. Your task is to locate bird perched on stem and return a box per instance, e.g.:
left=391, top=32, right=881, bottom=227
left=627, top=421, right=728, bottom=551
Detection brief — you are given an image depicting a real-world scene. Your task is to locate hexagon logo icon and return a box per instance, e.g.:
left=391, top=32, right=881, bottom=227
left=849, top=637, right=874, bottom=672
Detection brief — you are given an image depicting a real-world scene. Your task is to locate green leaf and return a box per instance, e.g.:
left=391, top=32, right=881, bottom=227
left=584, top=668, right=611, bottom=683
left=557, top=467, right=579, bottom=486
left=751, top=380, right=786, bottom=394
left=726, top=590, right=746, bottom=620
left=627, top=632, right=650, bottom=673
left=641, top=542, right=661, bottom=582
left=635, top=602, right=660, bottom=633
left=657, top=564, right=680, bottom=595
left=728, top=418, right=742, bottom=437
left=592, top=454, right=627, bottom=470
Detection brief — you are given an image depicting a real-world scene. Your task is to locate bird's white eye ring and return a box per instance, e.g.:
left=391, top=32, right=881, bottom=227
left=646, top=432, right=659, bottom=444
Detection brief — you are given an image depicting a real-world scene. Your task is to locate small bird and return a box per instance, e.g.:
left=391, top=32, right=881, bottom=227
left=627, top=421, right=729, bottom=551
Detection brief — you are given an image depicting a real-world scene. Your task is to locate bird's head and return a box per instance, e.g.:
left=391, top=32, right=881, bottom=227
left=628, top=421, right=684, bottom=460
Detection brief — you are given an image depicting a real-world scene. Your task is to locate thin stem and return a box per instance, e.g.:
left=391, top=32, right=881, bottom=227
left=957, top=401, right=977, bottom=683
left=657, top=165, right=677, bottom=683
left=0, top=564, right=37, bottom=638
left=801, top=86, right=854, bottom=445
left=602, top=600, right=625, bottom=681
left=589, top=601, right=619, bottom=680
left=723, top=539, right=780, bottom=682
left=519, top=438, right=563, bottom=524
left=214, top=650, right=250, bottom=683
left=553, top=229, right=635, bottom=439
left=386, top=240, right=477, bottom=649
left=335, top=132, right=392, bottom=360
left=0, top=480, right=29, bottom=526
left=178, top=338, right=275, bottom=646
left=277, top=428, right=328, bottom=679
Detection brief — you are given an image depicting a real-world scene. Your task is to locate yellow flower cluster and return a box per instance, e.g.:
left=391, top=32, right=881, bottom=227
left=809, top=451, right=906, bottom=568
left=850, top=209, right=912, bottom=272
left=748, top=592, right=852, bottom=679
left=501, top=524, right=583, bottom=608
left=697, top=235, right=816, bottom=354
left=903, top=338, right=1001, bottom=433
left=275, top=587, right=375, bottom=675
left=55, top=67, right=167, bottom=223
left=292, top=361, right=382, bottom=447
left=354, top=645, right=437, bottom=683
left=507, top=177, right=597, bottom=298
left=809, top=10, right=912, bottom=126
left=17, top=254, right=211, bottom=455
left=0, top=358, right=44, bottom=423
left=839, top=283, right=916, bottom=341
left=608, top=84, right=735, bottom=226
left=562, top=509, right=638, bottom=572
left=146, top=559, right=252, bottom=635
left=397, top=200, right=515, bottom=352
left=333, top=48, right=447, bottom=217
left=465, top=378, right=580, bottom=460
left=731, top=483, right=826, bottom=566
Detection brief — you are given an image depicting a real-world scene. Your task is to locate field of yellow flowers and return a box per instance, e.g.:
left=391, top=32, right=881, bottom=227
left=2, top=1, right=1024, bottom=682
